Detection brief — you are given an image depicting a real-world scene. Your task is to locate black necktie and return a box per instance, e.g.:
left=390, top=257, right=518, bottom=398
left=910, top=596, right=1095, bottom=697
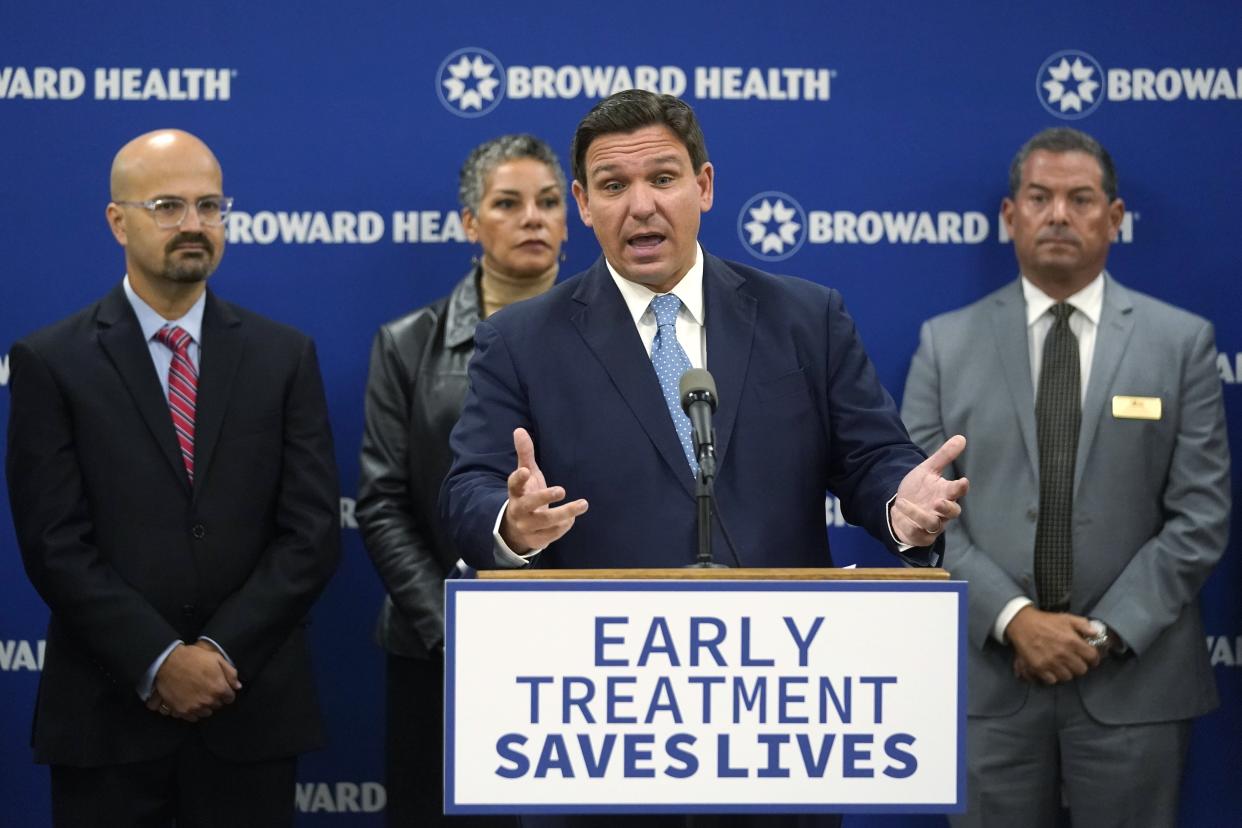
left=1034, top=303, right=1080, bottom=611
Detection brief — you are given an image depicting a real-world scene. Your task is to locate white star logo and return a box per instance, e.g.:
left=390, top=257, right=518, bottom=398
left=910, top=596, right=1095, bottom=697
left=436, top=48, right=506, bottom=117
left=1036, top=50, right=1105, bottom=119
left=744, top=198, right=802, bottom=254
left=443, top=55, right=500, bottom=111
left=1043, top=57, right=1099, bottom=113
left=737, top=192, right=807, bottom=262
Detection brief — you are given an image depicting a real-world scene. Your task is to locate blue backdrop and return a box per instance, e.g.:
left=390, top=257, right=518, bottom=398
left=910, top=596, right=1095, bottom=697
left=2, top=2, right=1239, bottom=824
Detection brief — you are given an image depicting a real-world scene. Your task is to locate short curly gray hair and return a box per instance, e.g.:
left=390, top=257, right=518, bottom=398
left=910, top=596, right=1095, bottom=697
left=458, top=133, right=568, bottom=215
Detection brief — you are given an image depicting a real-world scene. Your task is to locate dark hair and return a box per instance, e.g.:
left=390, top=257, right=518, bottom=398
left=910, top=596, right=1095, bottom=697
left=1008, top=127, right=1118, bottom=201
left=570, top=90, right=709, bottom=185
left=458, top=133, right=567, bottom=214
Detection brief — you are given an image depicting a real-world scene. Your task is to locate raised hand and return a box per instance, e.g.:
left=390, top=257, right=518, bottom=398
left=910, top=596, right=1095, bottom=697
left=891, top=434, right=969, bottom=548
left=499, top=428, right=589, bottom=555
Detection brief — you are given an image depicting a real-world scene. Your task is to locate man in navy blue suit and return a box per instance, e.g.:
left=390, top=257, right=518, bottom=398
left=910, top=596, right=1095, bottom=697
left=443, top=89, right=966, bottom=576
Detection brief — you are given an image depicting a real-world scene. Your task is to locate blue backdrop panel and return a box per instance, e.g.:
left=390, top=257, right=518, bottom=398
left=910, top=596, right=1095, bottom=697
left=2, top=2, right=1239, bottom=824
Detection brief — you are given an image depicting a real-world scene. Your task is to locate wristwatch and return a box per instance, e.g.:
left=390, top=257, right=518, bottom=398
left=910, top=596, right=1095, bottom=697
left=1085, top=618, right=1111, bottom=651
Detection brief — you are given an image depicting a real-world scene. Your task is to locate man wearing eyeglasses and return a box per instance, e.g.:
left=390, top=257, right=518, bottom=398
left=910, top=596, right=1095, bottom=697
left=5, top=129, right=340, bottom=827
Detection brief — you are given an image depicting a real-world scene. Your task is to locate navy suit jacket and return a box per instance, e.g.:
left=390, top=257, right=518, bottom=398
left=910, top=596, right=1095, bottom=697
left=443, top=253, right=934, bottom=571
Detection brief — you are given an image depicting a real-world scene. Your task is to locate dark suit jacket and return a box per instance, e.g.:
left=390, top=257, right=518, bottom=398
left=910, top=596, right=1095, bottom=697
left=5, top=282, right=340, bottom=767
left=442, top=253, right=932, bottom=571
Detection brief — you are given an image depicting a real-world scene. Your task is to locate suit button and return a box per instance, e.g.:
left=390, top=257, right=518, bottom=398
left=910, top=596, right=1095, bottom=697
left=191, top=523, right=206, bottom=539
left=182, top=604, right=195, bottom=618
left=1025, top=509, right=1038, bottom=522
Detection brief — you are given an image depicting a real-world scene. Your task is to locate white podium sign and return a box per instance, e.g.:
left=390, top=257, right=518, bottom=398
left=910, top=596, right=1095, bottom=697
left=445, top=579, right=965, bottom=815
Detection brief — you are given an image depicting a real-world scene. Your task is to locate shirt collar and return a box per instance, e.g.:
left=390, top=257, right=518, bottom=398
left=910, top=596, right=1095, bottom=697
left=607, top=243, right=705, bottom=327
left=1021, top=271, right=1105, bottom=328
left=122, top=274, right=207, bottom=345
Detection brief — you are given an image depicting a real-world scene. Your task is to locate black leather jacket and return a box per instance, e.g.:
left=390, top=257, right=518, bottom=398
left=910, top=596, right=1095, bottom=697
left=357, top=269, right=480, bottom=658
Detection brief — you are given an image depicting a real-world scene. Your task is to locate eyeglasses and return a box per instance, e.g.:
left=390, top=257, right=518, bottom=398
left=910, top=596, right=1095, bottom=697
left=115, top=196, right=234, bottom=228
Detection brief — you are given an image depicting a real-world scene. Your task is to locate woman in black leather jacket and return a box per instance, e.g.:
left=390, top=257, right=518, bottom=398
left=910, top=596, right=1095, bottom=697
left=356, top=134, right=568, bottom=826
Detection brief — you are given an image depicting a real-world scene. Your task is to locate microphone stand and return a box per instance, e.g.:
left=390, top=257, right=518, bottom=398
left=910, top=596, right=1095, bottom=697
left=692, top=439, right=727, bottom=568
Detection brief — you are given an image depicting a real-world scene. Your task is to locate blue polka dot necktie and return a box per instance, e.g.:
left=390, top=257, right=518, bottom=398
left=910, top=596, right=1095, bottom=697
left=649, top=294, right=698, bottom=477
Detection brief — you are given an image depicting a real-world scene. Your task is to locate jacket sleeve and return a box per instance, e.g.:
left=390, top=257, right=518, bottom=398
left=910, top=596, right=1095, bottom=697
left=1090, top=320, right=1231, bottom=654
left=356, top=323, right=450, bottom=651
left=821, top=290, right=940, bottom=565
left=441, top=321, right=524, bottom=570
left=6, top=340, right=181, bottom=687
left=199, top=338, right=341, bottom=680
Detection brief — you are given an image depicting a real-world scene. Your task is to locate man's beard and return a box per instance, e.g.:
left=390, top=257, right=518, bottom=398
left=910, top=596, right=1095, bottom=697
left=162, top=232, right=218, bottom=283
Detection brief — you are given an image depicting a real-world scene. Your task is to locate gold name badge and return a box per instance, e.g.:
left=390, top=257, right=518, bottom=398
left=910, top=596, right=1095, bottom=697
left=1112, top=395, right=1162, bottom=420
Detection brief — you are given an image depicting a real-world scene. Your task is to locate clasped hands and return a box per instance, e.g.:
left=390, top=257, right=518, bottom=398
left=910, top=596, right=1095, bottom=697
left=1007, top=606, right=1116, bottom=685
left=146, top=639, right=242, bottom=722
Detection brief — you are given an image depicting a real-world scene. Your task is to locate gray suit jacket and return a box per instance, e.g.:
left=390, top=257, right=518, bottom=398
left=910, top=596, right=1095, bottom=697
left=901, top=274, right=1229, bottom=723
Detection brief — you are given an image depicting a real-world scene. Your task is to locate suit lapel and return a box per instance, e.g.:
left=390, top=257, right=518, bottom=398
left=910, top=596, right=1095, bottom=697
left=702, top=255, right=755, bottom=471
left=570, top=260, right=695, bottom=496
left=191, top=292, right=244, bottom=499
left=95, top=284, right=189, bottom=492
left=989, top=280, right=1039, bottom=475
left=1074, top=273, right=1135, bottom=493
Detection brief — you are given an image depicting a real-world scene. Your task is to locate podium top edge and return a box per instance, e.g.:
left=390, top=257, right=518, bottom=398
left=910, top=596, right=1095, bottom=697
left=474, top=567, right=949, bottom=581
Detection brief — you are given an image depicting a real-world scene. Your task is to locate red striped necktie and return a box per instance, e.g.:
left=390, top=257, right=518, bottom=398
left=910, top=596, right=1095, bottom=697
left=154, top=325, right=198, bottom=483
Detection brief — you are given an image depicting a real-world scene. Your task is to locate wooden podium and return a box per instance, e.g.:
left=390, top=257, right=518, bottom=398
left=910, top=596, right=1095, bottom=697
left=444, top=568, right=964, bottom=816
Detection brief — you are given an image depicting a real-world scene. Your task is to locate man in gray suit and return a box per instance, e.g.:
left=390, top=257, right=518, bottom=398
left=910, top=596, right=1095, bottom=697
left=902, top=127, right=1230, bottom=827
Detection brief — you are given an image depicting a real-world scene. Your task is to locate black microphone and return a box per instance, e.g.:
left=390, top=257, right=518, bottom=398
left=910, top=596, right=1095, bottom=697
left=679, top=368, right=718, bottom=474
left=678, top=368, right=742, bottom=568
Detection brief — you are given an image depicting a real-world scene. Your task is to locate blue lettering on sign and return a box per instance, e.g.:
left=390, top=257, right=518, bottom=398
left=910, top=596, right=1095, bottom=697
left=883, top=733, right=918, bottom=778
left=717, top=733, right=749, bottom=778
left=493, top=730, right=919, bottom=780
left=516, top=675, right=552, bottom=723
left=563, top=676, right=595, bottom=723
left=785, top=616, right=824, bottom=666
left=740, top=617, right=775, bottom=666
left=797, top=733, right=836, bottom=777
left=843, top=733, right=874, bottom=778
left=687, top=675, right=724, bottom=723
left=594, top=616, right=628, bottom=666
left=591, top=614, right=829, bottom=667
left=690, top=616, right=727, bottom=666
left=496, top=733, right=529, bottom=778
left=606, top=675, right=638, bottom=723
left=778, top=676, right=809, bottom=723
left=665, top=734, right=699, bottom=778
left=820, top=675, right=852, bottom=723
left=645, top=675, right=683, bottom=723
left=638, top=616, right=680, bottom=666
left=860, top=676, right=897, bottom=723
left=733, top=676, right=766, bottom=723
left=535, top=734, right=574, bottom=778
left=580, top=733, right=616, bottom=778
left=624, top=733, right=657, bottom=777
left=757, top=733, right=791, bottom=778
